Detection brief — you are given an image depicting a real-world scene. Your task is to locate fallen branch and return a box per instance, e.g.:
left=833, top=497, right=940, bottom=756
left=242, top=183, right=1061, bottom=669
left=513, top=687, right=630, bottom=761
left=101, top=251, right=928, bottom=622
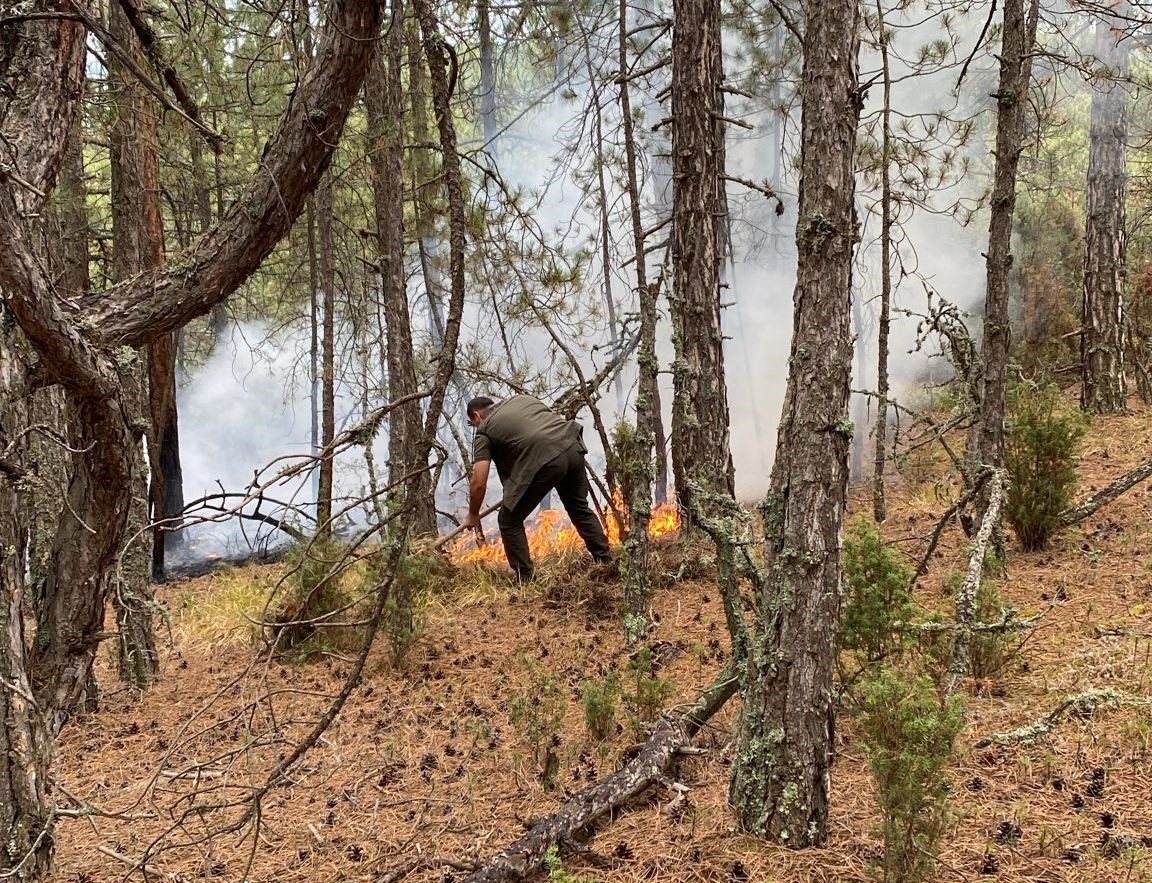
left=458, top=662, right=740, bottom=883
left=973, top=688, right=1150, bottom=748
left=949, top=468, right=1006, bottom=687
left=1058, top=458, right=1152, bottom=528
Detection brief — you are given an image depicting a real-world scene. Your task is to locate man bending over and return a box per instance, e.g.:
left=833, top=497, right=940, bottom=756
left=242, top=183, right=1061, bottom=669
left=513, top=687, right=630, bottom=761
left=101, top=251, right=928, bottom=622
left=463, top=394, right=613, bottom=581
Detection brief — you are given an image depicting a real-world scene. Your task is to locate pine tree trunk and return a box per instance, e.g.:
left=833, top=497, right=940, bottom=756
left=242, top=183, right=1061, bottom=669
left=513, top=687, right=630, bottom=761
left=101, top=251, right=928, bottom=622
left=477, top=0, right=498, bottom=155
left=873, top=11, right=893, bottom=524
left=366, top=1, right=437, bottom=536
left=669, top=0, right=734, bottom=521
left=0, top=323, right=54, bottom=883
left=1082, top=8, right=1130, bottom=414
left=107, top=0, right=161, bottom=689
left=316, top=174, right=337, bottom=537
left=728, top=0, right=860, bottom=844
left=967, top=0, right=1040, bottom=491
left=618, top=0, right=656, bottom=640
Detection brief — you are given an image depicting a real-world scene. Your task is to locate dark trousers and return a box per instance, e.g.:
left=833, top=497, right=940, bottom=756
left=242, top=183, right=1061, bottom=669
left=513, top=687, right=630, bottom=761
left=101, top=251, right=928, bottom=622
left=498, top=445, right=612, bottom=580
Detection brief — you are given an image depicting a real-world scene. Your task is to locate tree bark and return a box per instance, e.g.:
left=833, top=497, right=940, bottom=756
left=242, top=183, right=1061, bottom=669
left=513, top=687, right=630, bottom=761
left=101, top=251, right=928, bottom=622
left=872, top=4, right=893, bottom=524
left=669, top=0, right=734, bottom=521
left=618, top=0, right=657, bottom=640
left=366, top=6, right=437, bottom=537
left=108, top=0, right=161, bottom=689
left=728, top=0, right=860, bottom=845
left=966, top=0, right=1040, bottom=494
left=1082, top=7, right=1130, bottom=414
left=0, top=325, right=54, bottom=883
left=315, top=173, right=337, bottom=537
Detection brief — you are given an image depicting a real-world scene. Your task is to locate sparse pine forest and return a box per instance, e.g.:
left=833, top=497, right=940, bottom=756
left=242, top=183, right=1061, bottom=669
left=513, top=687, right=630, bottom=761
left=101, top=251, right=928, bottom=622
left=2, top=0, right=1152, bottom=881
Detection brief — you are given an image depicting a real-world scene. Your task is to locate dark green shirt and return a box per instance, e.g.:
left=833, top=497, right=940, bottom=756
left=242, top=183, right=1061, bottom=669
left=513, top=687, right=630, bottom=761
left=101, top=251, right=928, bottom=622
left=473, top=394, right=584, bottom=509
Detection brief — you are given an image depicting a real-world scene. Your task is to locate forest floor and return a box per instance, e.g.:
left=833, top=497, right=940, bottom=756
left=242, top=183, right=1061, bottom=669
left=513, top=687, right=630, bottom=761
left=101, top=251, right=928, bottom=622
left=52, top=403, right=1152, bottom=883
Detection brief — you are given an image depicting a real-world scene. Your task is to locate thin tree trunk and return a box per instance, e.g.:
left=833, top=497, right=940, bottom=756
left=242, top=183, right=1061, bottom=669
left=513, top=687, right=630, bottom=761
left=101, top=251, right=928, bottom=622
left=366, top=0, right=437, bottom=536
left=669, top=0, right=733, bottom=522
left=618, top=0, right=656, bottom=640
left=1082, top=7, right=1130, bottom=414
left=873, top=4, right=893, bottom=523
left=108, top=0, right=160, bottom=689
left=477, top=0, right=498, bottom=154
left=966, top=0, right=1040, bottom=504
left=728, top=0, right=860, bottom=844
left=316, top=174, right=337, bottom=538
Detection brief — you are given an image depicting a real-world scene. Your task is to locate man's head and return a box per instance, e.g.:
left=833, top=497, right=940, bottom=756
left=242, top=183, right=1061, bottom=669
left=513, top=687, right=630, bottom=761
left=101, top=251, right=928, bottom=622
left=467, top=396, right=494, bottom=427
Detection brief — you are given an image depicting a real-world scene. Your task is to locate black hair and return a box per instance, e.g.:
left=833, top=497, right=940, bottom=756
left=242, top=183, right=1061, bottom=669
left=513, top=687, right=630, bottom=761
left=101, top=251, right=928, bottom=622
left=467, top=396, right=494, bottom=419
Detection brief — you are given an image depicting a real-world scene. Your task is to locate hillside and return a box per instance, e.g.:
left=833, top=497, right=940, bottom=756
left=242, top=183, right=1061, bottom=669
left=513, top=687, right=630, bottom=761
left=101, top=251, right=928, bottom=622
left=52, top=405, right=1152, bottom=883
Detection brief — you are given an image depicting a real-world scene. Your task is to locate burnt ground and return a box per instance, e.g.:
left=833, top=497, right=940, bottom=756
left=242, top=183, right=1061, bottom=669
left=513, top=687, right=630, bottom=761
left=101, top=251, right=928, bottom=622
left=52, top=404, right=1152, bottom=883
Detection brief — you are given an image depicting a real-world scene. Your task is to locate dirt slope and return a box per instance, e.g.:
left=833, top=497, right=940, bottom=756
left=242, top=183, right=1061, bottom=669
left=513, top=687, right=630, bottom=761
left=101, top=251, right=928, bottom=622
left=52, top=406, right=1152, bottom=883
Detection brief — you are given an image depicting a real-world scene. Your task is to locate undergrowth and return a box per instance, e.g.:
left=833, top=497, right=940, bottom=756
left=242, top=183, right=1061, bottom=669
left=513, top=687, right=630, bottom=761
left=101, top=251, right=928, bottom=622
left=1004, top=379, right=1087, bottom=551
left=857, top=666, right=965, bottom=883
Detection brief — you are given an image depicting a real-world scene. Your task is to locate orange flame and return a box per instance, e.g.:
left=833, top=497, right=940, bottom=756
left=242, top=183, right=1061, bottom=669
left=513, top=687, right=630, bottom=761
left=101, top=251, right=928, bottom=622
left=451, top=497, right=680, bottom=566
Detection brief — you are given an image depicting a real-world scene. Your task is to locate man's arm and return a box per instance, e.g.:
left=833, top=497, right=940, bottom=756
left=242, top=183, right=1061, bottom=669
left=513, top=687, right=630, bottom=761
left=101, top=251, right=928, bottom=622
left=463, top=459, right=491, bottom=530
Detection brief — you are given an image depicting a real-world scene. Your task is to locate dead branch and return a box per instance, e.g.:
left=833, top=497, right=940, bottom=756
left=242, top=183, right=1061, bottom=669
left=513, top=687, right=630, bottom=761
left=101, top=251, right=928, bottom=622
left=972, top=688, right=1150, bottom=748
left=949, top=468, right=1006, bottom=687
left=456, top=662, right=740, bottom=883
left=1058, top=458, right=1152, bottom=528
left=911, top=468, right=993, bottom=586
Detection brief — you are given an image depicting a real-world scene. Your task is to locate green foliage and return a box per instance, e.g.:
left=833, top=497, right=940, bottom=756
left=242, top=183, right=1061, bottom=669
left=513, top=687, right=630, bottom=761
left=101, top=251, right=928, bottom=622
left=271, top=538, right=359, bottom=660
left=508, top=651, right=568, bottom=766
left=376, top=547, right=452, bottom=666
left=1004, top=380, right=1087, bottom=551
left=857, top=667, right=965, bottom=883
left=580, top=671, right=621, bottom=743
left=970, top=576, right=1014, bottom=680
left=623, top=647, right=673, bottom=732
left=841, top=516, right=916, bottom=664
left=543, top=845, right=594, bottom=883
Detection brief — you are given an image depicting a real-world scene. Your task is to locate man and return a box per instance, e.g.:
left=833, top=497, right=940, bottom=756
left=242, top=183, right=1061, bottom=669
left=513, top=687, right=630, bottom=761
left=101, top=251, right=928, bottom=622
left=463, top=394, right=613, bottom=581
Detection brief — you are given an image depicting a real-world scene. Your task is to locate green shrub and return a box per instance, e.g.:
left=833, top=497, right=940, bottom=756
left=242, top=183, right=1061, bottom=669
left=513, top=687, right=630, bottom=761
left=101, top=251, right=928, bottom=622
left=623, top=647, right=673, bottom=733
left=1004, top=380, right=1087, bottom=551
left=580, top=672, right=621, bottom=743
left=857, top=666, right=965, bottom=883
left=508, top=651, right=568, bottom=769
left=377, top=547, right=452, bottom=666
left=940, top=569, right=1016, bottom=680
left=841, top=516, right=916, bottom=665
left=270, top=538, right=359, bottom=659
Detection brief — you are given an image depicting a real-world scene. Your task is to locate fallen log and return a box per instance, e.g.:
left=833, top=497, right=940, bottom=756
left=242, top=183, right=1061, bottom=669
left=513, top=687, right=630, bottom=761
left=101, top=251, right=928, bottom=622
left=377, top=662, right=740, bottom=883
left=1058, top=458, right=1152, bottom=528
left=462, top=662, right=739, bottom=883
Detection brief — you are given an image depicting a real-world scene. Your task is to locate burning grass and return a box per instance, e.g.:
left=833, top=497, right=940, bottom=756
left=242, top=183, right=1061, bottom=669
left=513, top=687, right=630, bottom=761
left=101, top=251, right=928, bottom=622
left=49, top=404, right=1152, bottom=883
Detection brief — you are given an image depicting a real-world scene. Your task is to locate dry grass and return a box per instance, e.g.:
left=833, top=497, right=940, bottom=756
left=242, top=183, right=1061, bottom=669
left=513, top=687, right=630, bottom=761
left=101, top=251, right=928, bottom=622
left=50, top=404, right=1152, bottom=883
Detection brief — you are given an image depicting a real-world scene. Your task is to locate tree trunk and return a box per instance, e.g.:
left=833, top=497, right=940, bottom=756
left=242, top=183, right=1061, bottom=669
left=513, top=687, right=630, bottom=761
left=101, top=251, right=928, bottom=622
left=728, top=0, right=860, bottom=844
left=1081, top=7, right=1130, bottom=415
left=315, top=173, right=337, bottom=537
left=966, top=0, right=1040, bottom=496
left=0, top=324, right=54, bottom=883
left=872, top=6, right=893, bottom=524
left=477, top=0, right=498, bottom=155
left=618, top=0, right=657, bottom=640
left=366, top=5, right=437, bottom=537
left=108, top=0, right=161, bottom=689
left=669, top=0, right=734, bottom=521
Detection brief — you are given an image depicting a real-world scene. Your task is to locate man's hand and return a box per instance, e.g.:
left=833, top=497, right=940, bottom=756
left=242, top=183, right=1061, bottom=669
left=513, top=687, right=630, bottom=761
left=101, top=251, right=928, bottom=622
left=462, top=511, right=480, bottom=531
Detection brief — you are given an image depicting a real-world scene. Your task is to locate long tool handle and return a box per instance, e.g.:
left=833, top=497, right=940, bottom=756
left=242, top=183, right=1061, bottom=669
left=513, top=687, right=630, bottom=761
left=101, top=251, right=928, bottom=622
left=433, top=501, right=502, bottom=550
